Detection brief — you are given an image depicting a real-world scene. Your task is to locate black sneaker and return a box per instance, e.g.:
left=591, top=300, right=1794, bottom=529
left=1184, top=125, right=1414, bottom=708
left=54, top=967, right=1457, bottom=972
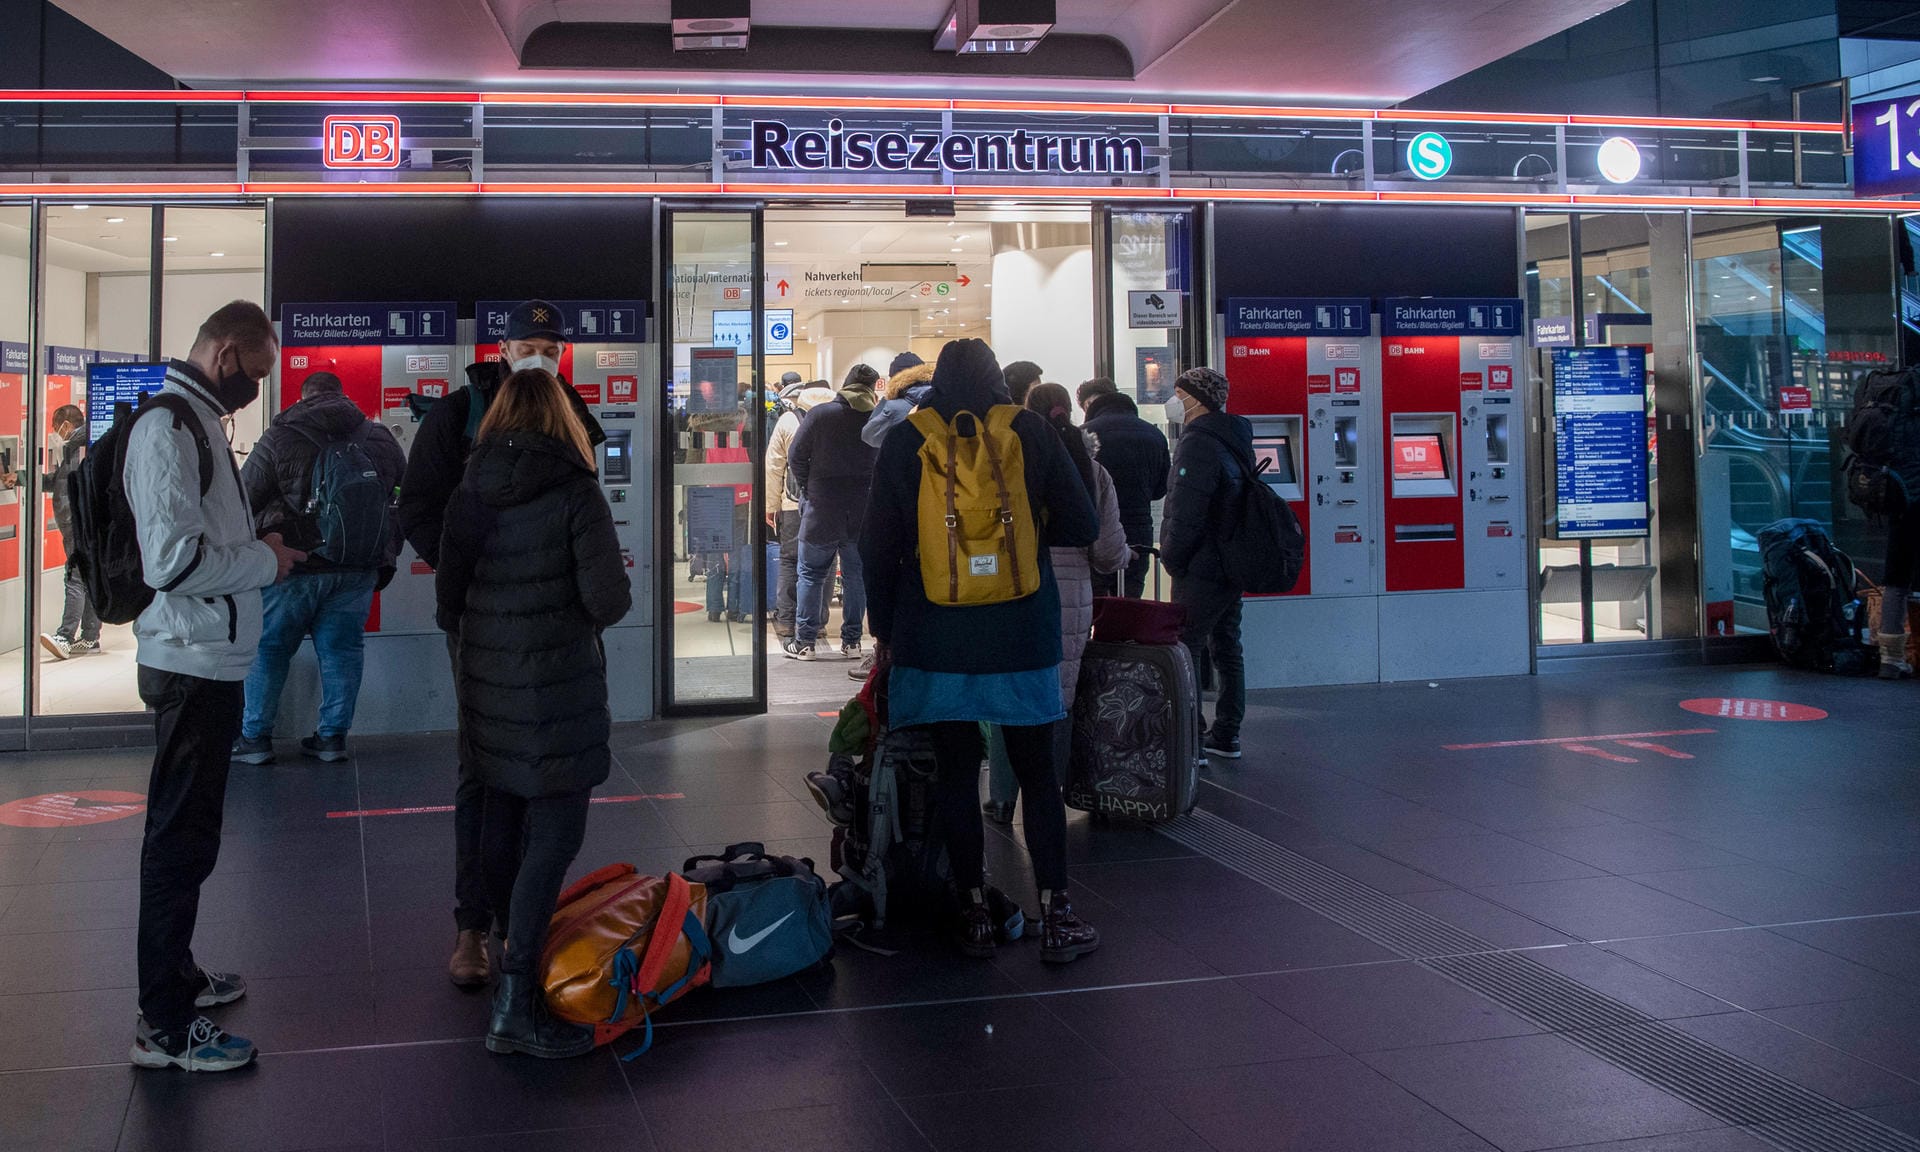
left=981, top=800, right=1015, bottom=825
left=955, top=898, right=997, bottom=958
left=130, top=1015, right=256, bottom=1072
left=230, top=736, right=275, bottom=765
left=1202, top=734, right=1241, bottom=760
left=38, top=633, right=72, bottom=661
left=805, top=769, right=855, bottom=826
left=783, top=639, right=816, bottom=661
left=193, top=967, right=246, bottom=1008
left=1040, top=892, right=1100, bottom=964
left=301, top=733, right=349, bottom=763
left=68, top=638, right=101, bottom=656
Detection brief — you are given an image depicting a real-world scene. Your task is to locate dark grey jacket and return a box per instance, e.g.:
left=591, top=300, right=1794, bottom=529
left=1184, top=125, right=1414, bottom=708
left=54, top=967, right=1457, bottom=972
left=790, top=395, right=879, bottom=545
left=241, top=393, right=406, bottom=576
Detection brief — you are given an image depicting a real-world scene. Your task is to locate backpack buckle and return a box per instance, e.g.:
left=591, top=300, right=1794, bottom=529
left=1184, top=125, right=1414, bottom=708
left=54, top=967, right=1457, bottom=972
left=944, top=515, right=958, bottom=528
left=998, top=511, right=1014, bottom=524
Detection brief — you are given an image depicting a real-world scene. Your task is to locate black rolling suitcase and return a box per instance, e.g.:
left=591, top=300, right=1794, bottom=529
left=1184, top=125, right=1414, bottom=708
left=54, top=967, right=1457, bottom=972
left=1066, top=548, right=1203, bottom=822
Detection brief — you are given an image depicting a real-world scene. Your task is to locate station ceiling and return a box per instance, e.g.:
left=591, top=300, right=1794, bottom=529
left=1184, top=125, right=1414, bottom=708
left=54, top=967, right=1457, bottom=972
left=53, top=0, right=1630, bottom=105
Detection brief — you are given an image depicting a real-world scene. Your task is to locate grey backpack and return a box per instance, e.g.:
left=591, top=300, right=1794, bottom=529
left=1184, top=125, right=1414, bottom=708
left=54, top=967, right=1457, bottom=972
left=681, top=843, right=833, bottom=988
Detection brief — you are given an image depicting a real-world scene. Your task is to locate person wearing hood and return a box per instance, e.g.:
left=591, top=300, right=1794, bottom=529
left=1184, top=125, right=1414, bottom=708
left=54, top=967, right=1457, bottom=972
left=861, top=352, right=935, bottom=448
left=435, top=368, right=632, bottom=1060
left=1161, top=367, right=1253, bottom=763
left=766, top=378, right=836, bottom=643
left=232, top=371, right=406, bottom=766
left=396, top=299, right=606, bottom=990
left=788, top=363, right=882, bottom=667
left=126, top=301, right=307, bottom=1073
left=859, top=338, right=1103, bottom=964
left=1079, top=379, right=1170, bottom=599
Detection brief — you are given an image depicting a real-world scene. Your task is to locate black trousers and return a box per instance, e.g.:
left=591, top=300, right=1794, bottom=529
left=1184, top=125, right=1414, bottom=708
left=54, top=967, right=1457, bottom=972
left=774, top=509, right=801, bottom=637
left=448, top=632, right=494, bottom=934
left=926, top=720, right=1067, bottom=893
left=482, top=788, right=592, bottom=976
left=136, top=667, right=243, bottom=1031
left=1174, top=575, right=1246, bottom=743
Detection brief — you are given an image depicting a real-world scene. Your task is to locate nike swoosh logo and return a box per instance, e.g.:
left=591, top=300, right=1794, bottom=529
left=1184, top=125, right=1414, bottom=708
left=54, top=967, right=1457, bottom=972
left=726, top=911, right=796, bottom=955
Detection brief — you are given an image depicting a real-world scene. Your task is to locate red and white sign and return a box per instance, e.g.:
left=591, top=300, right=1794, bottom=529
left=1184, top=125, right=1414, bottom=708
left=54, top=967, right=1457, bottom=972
left=1488, top=366, right=1513, bottom=390
left=381, top=386, right=413, bottom=410
left=1680, top=697, right=1827, bottom=722
left=0, top=790, right=146, bottom=828
left=1459, top=371, right=1484, bottom=390
left=1334, top=368, right=1361, bottom=393
left=1334, top=528, right=1362, bottom=544
left=1307, top=374, right=1332, bottom=394
left=723, top=287, right=742, bottom=301
left=573, top=381, right=603, bottom=404
left=607, top=375, right=637, bottom=403
left=1487, top=522, right=1513, bottom=537
left=418, top=379, right=447, bottom=399
left=1778, top=386, right=1813, bottom=412
left=322, top=115, right=402, bottom=169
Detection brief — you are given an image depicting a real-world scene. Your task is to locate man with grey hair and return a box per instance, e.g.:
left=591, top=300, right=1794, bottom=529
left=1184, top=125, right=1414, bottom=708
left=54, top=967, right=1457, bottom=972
left=233, top=369, right=405, bottom=766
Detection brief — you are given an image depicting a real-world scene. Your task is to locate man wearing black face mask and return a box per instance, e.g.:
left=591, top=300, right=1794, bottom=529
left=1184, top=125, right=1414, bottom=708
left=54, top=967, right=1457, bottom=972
left=124, top=301, right=306, bottom=1072
left=395, top=298, right=605, bottom=990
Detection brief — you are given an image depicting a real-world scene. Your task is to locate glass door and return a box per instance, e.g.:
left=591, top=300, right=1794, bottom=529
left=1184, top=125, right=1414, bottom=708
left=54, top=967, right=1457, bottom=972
left=1102, top=206, right=1199, bottom=404
left=659, top=205, right=768, bottom=712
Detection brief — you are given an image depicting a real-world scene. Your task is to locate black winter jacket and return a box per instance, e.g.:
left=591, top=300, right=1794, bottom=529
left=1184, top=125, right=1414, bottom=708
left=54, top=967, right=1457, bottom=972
left=435, top=432, right=632, bottom=799
left=241, top=393, right=407, bottom=577
left=1083, top=391, right=1171, bottom=545
left=399, top=359, right=606, bottom=570
left=1160, top=411, right=1254, bottom=587
left=44, top=426, right=85, bottom=535
left=789, top=394, right=879, bottom=544
left=860, top=339, right=1097, bottom=676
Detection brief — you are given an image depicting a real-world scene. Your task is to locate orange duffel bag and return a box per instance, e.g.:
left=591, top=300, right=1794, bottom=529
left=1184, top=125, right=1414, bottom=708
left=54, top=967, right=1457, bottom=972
left=542, top=864, right=711, bottom=1058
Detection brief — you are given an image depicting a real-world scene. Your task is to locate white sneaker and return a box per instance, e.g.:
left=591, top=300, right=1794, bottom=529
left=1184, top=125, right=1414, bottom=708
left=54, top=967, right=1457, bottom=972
left=840, top=643, right=863, bottom=663
left=38, top=634, right=72, bottom=661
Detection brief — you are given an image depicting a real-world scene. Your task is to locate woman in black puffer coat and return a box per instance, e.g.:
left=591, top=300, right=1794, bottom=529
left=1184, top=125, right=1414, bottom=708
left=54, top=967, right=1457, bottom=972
left=436, top=368, right=631, bottom=1059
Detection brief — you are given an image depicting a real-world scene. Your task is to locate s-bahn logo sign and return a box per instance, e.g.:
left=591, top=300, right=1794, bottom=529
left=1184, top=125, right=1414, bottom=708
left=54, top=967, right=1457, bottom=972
left=750, top=119, right=1149, bottom=175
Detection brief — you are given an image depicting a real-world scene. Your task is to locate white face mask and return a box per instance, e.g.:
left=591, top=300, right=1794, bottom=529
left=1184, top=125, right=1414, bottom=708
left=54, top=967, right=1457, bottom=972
left=1164, top=393, right=1187, bottom=426
left=509, top=354, right=559, bottom=376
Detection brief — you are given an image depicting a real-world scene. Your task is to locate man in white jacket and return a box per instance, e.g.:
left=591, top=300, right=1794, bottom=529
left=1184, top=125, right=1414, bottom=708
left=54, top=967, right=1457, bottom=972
left=126, top=301, right=304, bottom=1073
left=765, top=377, right=834, bottom=642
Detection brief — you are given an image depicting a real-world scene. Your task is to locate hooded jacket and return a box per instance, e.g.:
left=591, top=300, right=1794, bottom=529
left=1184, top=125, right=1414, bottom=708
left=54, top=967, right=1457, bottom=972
left=789, top=388, right=879, bottom=545
left=398, top=358, right=606, bottom=571
left=1051, top=461, right=1131, bottom=708
left=241, top=392, right=407, bottom=577
left=1083, top=390, right=1171, bottom=545
left=766, top=384, right=835, bottom=515
left=1160, top=409, right=1256, bottom=586
left=127, top=361, right=280, bottom=681
left=436, top=431, right=631, bottom=798
left=859, top=339, right=1097, bottom=676
left=862, top=361, right=937, bottom=448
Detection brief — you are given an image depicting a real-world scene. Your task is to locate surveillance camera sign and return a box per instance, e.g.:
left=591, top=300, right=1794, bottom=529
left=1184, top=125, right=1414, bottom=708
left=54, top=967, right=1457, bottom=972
left=1127, top=290, right=1184, bottom=329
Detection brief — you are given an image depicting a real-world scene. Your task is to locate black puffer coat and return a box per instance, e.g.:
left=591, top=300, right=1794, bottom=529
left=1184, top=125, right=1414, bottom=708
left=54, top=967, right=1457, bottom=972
left=241, top=392, right=407, bottom=575
left=435, top=432, right=632, bottom=798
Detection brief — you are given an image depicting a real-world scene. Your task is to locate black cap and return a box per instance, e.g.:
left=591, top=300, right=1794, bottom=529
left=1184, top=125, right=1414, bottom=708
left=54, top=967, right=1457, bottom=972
left=779, top=370, right=803, bottom=386
left=505, top=299, right=566, bottom=343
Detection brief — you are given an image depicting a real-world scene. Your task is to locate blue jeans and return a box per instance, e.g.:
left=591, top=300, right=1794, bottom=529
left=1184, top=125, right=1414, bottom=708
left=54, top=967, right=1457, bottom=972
left=242, top=570, right=378, bottom=740
left=795, top=539, right=864, bottom=648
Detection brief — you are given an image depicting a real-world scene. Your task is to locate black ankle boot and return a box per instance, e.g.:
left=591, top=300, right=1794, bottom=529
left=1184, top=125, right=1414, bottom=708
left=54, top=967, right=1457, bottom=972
left=1040, top=892, right=1100, bottom=964
left=955, top=896, right=997, bottom=958
left=485, top=973, right=595, bottom=1059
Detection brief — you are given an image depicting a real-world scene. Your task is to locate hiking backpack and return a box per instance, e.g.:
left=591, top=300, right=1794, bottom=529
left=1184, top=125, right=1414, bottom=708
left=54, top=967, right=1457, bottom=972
left=66, top=394, right=215, bottom=626
left=908, top=405, right=1040, bottom=607
left=1188, top=424, right=1306, bottom=595
left=298, top=424, right=392, bottom=569
left=1758, top=518, right=1877, bottom=675
left=1845, top=368, right=1916, bottom=517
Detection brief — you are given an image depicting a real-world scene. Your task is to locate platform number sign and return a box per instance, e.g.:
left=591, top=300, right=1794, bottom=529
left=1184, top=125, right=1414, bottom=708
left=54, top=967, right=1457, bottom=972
left=1853, top=97, right=1920, bottom=199
left=323, top=115, right=402, bottom=169
left=1407, top=131, right=1453, bottom=181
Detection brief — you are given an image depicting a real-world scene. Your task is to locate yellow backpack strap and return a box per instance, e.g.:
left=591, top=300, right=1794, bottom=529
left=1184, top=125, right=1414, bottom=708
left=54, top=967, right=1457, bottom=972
left=982, top=406, right=1025, bottom=597
left=910, top=408, right=963, bottom=603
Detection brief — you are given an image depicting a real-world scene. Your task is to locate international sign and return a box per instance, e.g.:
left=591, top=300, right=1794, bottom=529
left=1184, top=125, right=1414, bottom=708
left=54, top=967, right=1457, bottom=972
left=751, top=119, right=1149, bottom=175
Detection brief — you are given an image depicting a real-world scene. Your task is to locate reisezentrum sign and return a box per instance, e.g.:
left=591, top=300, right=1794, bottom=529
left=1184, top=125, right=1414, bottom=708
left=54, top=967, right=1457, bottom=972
left=750, top=119, right=1149, bottom=175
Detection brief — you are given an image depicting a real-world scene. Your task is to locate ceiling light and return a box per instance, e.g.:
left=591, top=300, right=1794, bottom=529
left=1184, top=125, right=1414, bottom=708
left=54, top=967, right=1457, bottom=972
left=772, top=240, right=788, bottom=246
left=105, top=216, right=126, bottom=223
left=1749, top=75, right=1781, bottom=83
left=935, top=0, right=1055, bottom=55
left=71, top=204, right=89, bottom=211
left=951, top=247, right=964, bottom=253
left=163, top=236, right=177, bottom=242
left=210, top=252, right=225, bottom=257
left=1747, top=294, right=1757, bottom=301
left=671, top=0, right=749, bottom=51
left=840, top=298, right=850, bottom=304
left=1596, top=136, right=1641, bottom=184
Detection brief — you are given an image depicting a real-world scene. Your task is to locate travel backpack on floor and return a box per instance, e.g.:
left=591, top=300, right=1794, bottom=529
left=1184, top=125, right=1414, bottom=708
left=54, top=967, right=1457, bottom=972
left=830, top=724, right=949, bottom=929
left=1758, top=518, right=1878, bottom=675
left=908, top=405, right=1039, bottom=607
left=682, top=842, right=833, bottom=987
left=299, top=425, right=392, bottom=569
left=67, top=394, right=215, bottom=626
left=1188, top=424, right=1305, bottom=595
left=542, top=866, right=710, bottom=1059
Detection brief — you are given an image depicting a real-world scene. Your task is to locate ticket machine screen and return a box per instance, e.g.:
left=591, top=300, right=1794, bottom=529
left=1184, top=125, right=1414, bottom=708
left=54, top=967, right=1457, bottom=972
left=1392, top=434, right=1448, bottom=481
left=1253, top=437, right=1296, bottom=485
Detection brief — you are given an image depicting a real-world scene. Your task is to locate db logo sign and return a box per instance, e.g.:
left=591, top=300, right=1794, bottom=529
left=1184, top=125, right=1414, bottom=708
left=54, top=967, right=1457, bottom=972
left=722, top=287, right=742, bottom=301
left=289, top=355, right=309, bottom=369
left=323, top=116, right=402, bottom=169
left=1231, top=344, right=1247, bottom=357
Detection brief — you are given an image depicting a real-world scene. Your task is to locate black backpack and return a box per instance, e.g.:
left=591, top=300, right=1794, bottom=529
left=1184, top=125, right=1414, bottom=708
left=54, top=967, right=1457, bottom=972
left=67, top=394, right=215, bottom=626
left=1757, top=518, right=1877, bottom=675
left=1189, top=424, right=1305, bottom=595
left=296, top=424, right=392, bottom=569
left=1845, top=368, right=1915, bottom=517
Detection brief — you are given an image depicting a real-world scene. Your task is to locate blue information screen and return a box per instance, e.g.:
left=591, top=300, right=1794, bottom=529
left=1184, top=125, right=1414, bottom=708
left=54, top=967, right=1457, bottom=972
left=1553, top=347, right=1648, bottom=539
left=85, top=362, right=170, bottom=444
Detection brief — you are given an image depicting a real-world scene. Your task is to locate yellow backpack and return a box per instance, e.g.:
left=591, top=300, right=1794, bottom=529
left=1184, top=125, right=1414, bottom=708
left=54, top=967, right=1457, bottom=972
left=909, top=405, right=1039, bottom=606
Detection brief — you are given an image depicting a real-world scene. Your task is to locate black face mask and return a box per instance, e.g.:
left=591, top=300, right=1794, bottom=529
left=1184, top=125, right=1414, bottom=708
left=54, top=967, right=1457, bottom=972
left=213, top=346, right=261, bottom=414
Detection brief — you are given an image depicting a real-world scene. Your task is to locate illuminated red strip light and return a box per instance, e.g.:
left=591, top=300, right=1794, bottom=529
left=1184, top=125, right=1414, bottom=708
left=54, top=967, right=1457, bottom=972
left=0, top=88, right=1850, bottom=135
left=0, top=180, right=1906, bottom=212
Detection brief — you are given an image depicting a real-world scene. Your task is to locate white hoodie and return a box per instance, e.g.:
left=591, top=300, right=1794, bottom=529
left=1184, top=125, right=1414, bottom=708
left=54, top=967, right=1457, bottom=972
left=126, top=363, right=279, bottom=680
left=765, top=384, right=835, bottom=515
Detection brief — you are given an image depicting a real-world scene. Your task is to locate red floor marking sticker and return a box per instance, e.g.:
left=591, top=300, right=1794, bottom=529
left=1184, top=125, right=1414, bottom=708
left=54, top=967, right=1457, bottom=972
left=1559, top=743, right=1639, bottom=763
left=1443, top=728, right=1713, bottom=750
left=1614, top=740, right=1694, bottom=760
left=0, top=790, right=147, bottom=828
left=326, top=792, right=684, bottom=819
left=1680, top=698, right=1827, bottom=722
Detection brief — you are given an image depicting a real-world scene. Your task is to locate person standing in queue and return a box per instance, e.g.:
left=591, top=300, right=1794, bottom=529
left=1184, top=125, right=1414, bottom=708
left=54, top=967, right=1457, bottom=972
left=1078, top=378, right=1170, bottom=600
left=1160, top=367, right=1250, bottom=762
left=766, top=376, right=834, bottom=645
left=396, top=299, right=606, bottom=989
left=127, top=301, right=306, bottom=1072
left=860, top=339, right=1102, bottom=963
left=436, top=368, right=631, bottom=1059
left=38, top=403, right=100, bottom=660
left=1003, top=360, right=1043, bottom=408
left=787, top=363, right=881, bottom=670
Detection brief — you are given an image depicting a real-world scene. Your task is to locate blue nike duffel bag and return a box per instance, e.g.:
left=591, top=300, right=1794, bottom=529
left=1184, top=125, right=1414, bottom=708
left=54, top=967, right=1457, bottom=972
left=681, top=843, right=834, bottom=987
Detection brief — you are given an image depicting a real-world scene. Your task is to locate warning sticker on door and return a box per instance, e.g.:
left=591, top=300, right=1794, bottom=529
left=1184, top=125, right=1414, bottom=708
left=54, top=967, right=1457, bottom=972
left=0, top=790, right=147, bottom=828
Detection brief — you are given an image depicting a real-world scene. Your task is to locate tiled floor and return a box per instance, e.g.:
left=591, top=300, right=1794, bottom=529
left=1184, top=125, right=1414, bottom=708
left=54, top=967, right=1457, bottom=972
left=2, top=663, right=1919, bottom=1151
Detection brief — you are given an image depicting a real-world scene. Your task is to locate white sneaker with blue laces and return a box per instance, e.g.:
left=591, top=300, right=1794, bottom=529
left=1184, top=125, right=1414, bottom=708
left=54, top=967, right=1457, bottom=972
left=130, top=1015, right=256, bottom=1072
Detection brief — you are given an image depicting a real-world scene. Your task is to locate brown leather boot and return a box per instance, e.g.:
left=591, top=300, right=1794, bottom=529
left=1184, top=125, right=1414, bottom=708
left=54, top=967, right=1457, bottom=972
left=449, top=929, right=492, bottom=987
